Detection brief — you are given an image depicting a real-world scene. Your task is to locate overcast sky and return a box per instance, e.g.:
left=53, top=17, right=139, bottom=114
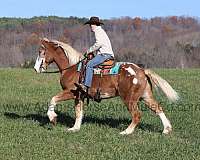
left=1, top=0, right=200, bottom=19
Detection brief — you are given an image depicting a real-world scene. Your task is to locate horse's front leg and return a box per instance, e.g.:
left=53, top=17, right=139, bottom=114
left=67, top=99, right=84, bottom=132
left=47, top=90, right=74, bottom=125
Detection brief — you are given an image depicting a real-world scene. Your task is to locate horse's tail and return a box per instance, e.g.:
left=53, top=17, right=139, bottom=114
left=144, top=69, right=179, bottom=102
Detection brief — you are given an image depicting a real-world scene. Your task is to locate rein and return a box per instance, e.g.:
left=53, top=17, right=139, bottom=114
left=42, top=57, right=86, bottom=74
left=42, top=65, right=74, bottom=74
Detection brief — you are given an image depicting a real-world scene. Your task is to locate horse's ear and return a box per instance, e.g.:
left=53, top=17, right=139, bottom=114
left=39, top=37, right=43, bottom=42
left=41, top=38, right=50, bottom=48
left=43, top=38, right=49, bottom=42
left=40, top=37, right=49, bottom=43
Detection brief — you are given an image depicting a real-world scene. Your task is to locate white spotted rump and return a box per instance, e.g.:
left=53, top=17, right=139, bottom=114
left=125, top=67, right=136, bottom=76
left=133, top=78, right=138, bottom=84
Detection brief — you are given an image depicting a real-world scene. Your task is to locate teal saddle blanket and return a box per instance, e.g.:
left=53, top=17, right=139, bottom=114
left=77, top=62, right=123, bottom=75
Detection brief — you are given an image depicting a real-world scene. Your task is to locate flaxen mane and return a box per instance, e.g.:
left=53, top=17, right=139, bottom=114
left=51, top=39, right=83, bottom=66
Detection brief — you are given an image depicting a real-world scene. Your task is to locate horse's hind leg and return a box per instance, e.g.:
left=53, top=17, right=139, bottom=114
left=142, top=82, right=172, bottom=134
left=47, top=90, right=74, bottom=125
left=119, top=87, right=142, bottom=135
left=120, top=100, right=141, bottom=135
left=118, top=66, right=146, bottom=135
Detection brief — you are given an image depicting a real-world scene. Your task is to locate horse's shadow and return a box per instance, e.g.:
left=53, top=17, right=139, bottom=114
left=4, top=111, right=73, bottom=128
left=4, top=112, right=161, bottom=133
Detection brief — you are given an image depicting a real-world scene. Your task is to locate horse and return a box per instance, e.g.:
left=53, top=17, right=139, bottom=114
left=34, top=38, right=179, bottom=135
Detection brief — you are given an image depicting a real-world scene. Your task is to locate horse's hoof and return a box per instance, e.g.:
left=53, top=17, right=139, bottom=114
left=163, top=127, right=172, bottom=135
left=120, top=128, right=134, bottom=135
left=120, top=130, right=133, bottom=135
left=120, top=130, right=128, bottom=135
left=50, top=117, right=57, bottom=126
left=66, top=127, right=80, bottom=132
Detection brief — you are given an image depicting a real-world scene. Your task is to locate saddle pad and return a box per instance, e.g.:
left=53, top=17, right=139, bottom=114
left=77, top=62, right=123, bottom=75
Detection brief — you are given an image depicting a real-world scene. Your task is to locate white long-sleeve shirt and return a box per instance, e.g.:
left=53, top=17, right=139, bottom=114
left=86, top=26, right=114, bottom=57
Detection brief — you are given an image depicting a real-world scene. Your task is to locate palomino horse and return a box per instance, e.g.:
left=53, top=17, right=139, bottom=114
left=34, top=38, right=179, bottom=135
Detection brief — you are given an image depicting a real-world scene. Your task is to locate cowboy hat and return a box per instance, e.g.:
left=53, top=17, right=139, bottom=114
left=84, top=16, right=104, bottom=25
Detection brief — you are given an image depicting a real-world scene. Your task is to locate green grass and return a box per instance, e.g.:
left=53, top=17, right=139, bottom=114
left=0, top=68, right=200, bottom=160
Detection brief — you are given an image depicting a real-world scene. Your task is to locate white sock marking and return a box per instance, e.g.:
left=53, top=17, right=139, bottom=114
left=47, top=97, right=57, bottom=121
left=74, top=112, right=83, bottom=129
left=158, top=112, right=172, bottom=129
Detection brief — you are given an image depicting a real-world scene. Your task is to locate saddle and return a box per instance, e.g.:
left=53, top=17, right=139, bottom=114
left=96, top=58, right=115, bottom=69
left=79, top=53, right=115, bottom=77
left=86, top=52, right=115, bottom=69
left=77, top=53, right=115, bottom=102
left=78, top=53, right=115, bottom=82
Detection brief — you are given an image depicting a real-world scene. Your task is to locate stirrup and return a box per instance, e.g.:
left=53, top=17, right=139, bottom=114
left=74, top=83, right=88, bottom=92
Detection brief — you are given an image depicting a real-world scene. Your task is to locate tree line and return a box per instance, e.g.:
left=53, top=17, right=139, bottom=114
left=0, top=16, right=200, bottom=68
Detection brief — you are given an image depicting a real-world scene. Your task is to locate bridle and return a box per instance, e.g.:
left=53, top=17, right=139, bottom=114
left=38, top=43, right=86, bottom=74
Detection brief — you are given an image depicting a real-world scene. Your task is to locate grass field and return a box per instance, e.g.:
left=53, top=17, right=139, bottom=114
left=0, top=68, right=200, bottom=160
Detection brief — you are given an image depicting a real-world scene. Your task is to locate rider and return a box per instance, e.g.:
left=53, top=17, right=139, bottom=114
left=79, top=16, right=114, bottom=91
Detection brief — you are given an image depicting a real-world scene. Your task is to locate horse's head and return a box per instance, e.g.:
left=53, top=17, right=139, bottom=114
left=34, top=38, right=82, bottom=73
left=34, top=38, right=56, bottom=73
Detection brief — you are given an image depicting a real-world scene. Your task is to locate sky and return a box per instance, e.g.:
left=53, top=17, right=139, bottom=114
left=1, top=0, right=200, bottom=19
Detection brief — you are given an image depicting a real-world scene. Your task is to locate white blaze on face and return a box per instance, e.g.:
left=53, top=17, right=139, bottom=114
left=34, top=56, right=44, bottom=73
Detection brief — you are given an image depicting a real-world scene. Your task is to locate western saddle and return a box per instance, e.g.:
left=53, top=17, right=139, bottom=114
left=87, top=52, right=115, bottom=69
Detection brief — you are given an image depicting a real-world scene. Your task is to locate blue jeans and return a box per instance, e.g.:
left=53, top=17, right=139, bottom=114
left=84, top=53, right=113, bottom=87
